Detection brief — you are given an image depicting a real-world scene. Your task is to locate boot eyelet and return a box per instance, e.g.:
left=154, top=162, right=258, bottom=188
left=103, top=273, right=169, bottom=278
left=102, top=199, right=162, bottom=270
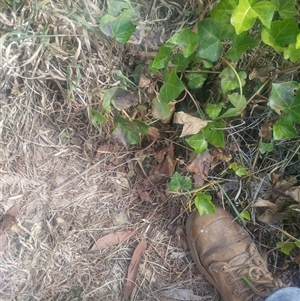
left=227, top=277, right=233, bottom=284
left=234, top=289, right=241, bottom=296
left=221, top=266, right=227, bottom=272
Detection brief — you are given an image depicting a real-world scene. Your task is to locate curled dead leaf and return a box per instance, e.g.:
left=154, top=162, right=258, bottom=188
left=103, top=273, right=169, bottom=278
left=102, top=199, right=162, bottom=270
left=257, top=209, right=291, bottom=225
left=285, top=186, right=300, bottom=203
left=259, top=120, right=272, bottom=141
left=251, top=198, right=281, bottom=212
left=91, top=231, right=134, bottom=250
left=175, top=228, right=188, bottom=250
left=123, top=237, right=147, bottom=298
left=187, top=150, right=212, bottom=187
left=173, top=111, right=208, bottom=137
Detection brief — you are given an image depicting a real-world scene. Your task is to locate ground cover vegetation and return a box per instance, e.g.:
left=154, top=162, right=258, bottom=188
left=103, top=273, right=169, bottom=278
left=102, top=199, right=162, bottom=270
left=1, top=0, right=300, bottom=300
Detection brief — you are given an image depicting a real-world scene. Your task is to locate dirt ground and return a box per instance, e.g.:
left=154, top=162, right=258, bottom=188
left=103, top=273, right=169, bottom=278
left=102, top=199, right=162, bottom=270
left=1, top=0, right=300, bottom=301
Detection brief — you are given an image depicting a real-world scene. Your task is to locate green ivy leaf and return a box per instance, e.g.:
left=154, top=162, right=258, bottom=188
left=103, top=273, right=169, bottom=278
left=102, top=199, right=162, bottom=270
left=227, top=32, right=259, bottom=61
left=168, top=29, right=199, bottom=58
left=151, top=45, right=172, bottom=69
left=276, top=241, right=295, bottom=255
left=152, top=97, right=173, bottom=121
left=194, top=192, right=215, bottom=216
left=211, top=0, right=239, bottom=23
left=205, top=103, right=225, bottom=120
left=261, top=18, right=299, bottom=50
left=167, top=172, right=192, bottom=192
left=229, top=162, right=248, bottom=177
left=172, top=53, right=192, bottom=72
left=114, top=115, right=141, bottom=144
left=259, top=142, right=274, bottom=154
left=102, top=87, right=120, bottom=111
left=273, top=116, right=297, bottom=140
left=203, top=122, right=225, bottom=148
left=270, top=0, right=297, bottom=19
left=228, top=93, right=247, bottom=112
left=240, top=210, right=251, bottom=221
left=186, top=133, right=208, bottom=155
left=185, top=72, right=208, bottom=89
left=295, top=240, right=300, bottom=248
left=90, top=109, right=106, bottom=130
left=219, top=67, right=246, bottom=94
left=290, top=90, right=300, bottom=124
left=160, top=69, right=185, bottom=103
left=268, top=81, right=300, bottom=115
left=197, top=18, right=234, bottom=62
left=100, top=9, right=136, bottom=43
left=284, top=43, right=300, bottom=63
left=231, top=0, right=276, bottom=34
left=107, top=0, right=130, bottom=16
left=133, top=120, right=149, bottom=134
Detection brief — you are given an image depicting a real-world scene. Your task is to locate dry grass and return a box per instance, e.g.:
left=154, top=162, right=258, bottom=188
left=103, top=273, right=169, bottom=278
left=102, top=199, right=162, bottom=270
left=0, top=0, right=218, bottom=300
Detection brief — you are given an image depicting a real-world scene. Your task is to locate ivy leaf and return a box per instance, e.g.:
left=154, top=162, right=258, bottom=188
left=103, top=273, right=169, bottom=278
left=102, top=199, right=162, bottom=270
left=219, top=67, right=246, bottom=94
left=102, top=87, right=119, bottom=111
left=114, top=116, right=141, bottom=144
left=168, top=29, right=199, bottom=58
left=186, top=133, right=208, bottom=155
left=133, top=120, right=149, bottom=134
left=194, top=192, right=215, bottom=216
left=211, top=0, right=239, bottom=23
left=268, top=81, right=300, bottom=115
left=261, top=18, right=299, bottom=50
left=270, top=0, right=297, bottom=19
left=185, top=72, right=208, bottom=90
left=197, top=18, right=234, bottom=62
left=295, top=240, right=300, bottom=248
left=227, top=32, right=259, bottom=61
left=276, top=242, right=295, bottom=255
left=273, top=116, right=297, bottom=140
left=228, top=93, right=247, bottom=112
left=259, top=142, right=274, bottom=154
left=203, top=122, right=225, bottom=148
left=284, top=43, right=300, bottom=63
left=290, top=90, right=300, bottom=124
left=151, top=45, right=172, bottom=69
left=167, top=172, right=192, bottom=192
left=218, top=107, right=240, bottom=119
left=100, top=9, right=136, bottom=43
left=205, top=103, right=225, bottom=120
left=229, top=162, right=248, bottom=177
left=107, top=0, right=130, bottom=16
left=152, top=97, right=174, bottom=121
left=90, top=109, right=106, bottom=130
left=172, top=53, right=193, bottom=72
left=160, top=69, right=185, bottom=103
left=231, top=0, right=275, bottom=34
left=240, top=210, right=251, bottom=221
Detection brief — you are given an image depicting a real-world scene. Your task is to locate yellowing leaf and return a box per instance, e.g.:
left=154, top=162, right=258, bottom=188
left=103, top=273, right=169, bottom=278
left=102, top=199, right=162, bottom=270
left=173, top=111, right=208, bottom=137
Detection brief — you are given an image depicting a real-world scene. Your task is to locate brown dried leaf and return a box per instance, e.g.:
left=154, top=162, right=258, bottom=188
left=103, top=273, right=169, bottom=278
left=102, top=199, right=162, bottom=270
left=259, top=120, right=272, bottom=141
left=139, top=191, right=151, bottom=202
left=187, top=150, right=212, bottom=187
left=112, top=89, right=138, bottom=110
left=123, top=237, right=147, bottom=298
left=147, top=126, right=160, bottom=140
left=91, top=231, right=134, bottom=250
left=249, top=66, right=274, bottom=82
left=285, top=186, right=300, bottom=202
left=210, top=148, right=232, bottom=166
left=175, top=228, right=188, bottom=250
left=251, top=198, right=281, bottom=211
left=149, top=143, right=176, bottom=185
left=173, top=111, right=208, bottom=137
left=0, top=203, right=20, bottom=235
left=257, top=209, right=291, bottom=225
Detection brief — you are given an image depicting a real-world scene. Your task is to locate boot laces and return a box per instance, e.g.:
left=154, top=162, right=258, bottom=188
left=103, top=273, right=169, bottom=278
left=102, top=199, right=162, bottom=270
left=219, top=243, right=283, bottom=300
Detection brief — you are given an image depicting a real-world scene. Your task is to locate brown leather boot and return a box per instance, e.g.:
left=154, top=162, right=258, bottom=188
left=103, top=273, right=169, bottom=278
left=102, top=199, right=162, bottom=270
left=186, top=207, right=283, bottom=301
